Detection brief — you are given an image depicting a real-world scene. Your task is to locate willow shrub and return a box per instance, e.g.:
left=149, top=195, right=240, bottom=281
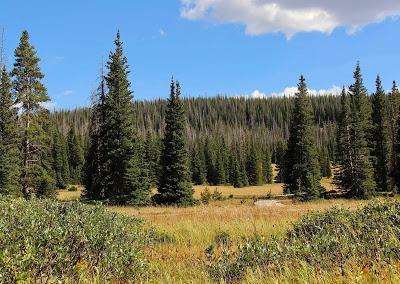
left=206, top=200, right=400, bottom=282
left=0, top=198, right=155, bottom=282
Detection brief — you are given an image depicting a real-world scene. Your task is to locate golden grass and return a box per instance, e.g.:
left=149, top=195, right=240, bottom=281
left=111, top=198, right=371, bottom=283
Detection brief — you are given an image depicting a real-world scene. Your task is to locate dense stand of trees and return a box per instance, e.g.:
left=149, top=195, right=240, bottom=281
left=0, top=30, right=399, bottom=203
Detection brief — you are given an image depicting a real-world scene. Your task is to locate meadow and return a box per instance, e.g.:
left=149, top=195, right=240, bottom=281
left=54, top=180, right=400, bottom=283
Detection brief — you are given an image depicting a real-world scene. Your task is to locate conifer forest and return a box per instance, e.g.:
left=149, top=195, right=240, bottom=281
left=1, top=27, right=400, bottom=283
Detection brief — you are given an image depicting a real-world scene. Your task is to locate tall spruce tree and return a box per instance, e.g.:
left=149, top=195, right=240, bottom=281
left=101, top=32, right=150, bottom=205
left=11, top=31, right=53, bottom=197
left=246, top=144, right=263, bottom=186
left=335, top=87, right=354, bottom=190
left=0, top=67, right=21, bottom=196
left=389, top=81, right=400, bottom=187
left=67, top=127, right=84, bottom=184
left=83, top=71, right=107, bottom=200
left=51, top=127, right=70, bottom=189
left=264, top=150, right=273, bottom=184
left=283, top=76, right=322, bottom=199
left=347, top=63, right=375, bottom=198
left=156, top=79, right=196, bottom=206
left=371, top=75, right=390, bottom=192
left=191, top=145, right=206, bottom=185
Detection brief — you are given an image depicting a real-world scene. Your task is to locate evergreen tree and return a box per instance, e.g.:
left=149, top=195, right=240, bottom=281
left=388, top=81, right=400, bottom=187
left=156, top=80, right=196, bottom=206
left=246, top=144, right=263, bottom=186
left=143, top=132, right=161, bottom=186
left=335, top=87, right=353, bottom=190
left=101, top=32, right=150, bottom=205
left=264, top=150, right=273, bottom=184
left=11, top=31, right=53, bottom=197
left=371, top=75, right=390, bottom=192
left=83, top=71, right=107, bottom=200
left=347, top=63, right=375, bottom=198
left=274, top=142, right=286, bottom=183
left=67, top=127, right=84, bottom=184
left=284, top=76, right=322, bottom=199
left=0, top=67, right=21, bottom=196
left=319, top=146, right=332, bottom=178
left=51, top=127, right=70, bottom=189
left=191, top=145, right=206, bottom=185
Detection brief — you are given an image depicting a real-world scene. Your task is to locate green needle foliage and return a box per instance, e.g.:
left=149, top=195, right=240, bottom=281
left=347, top=64, right=376, bottom=198
left=0, top=67, right=21, bottom=196
left=155, top=79, right=196, bottom=206
left=67, top=127, right=84, bottom=184
left=371, top=76, right=390, bottom=192
left=51, top=126, right=70, bottom=189
left=284, top=76, right=322, bottom=200
left=11, top=31, right=53, bottom=197
left=101, top=32, right=150, bottom=205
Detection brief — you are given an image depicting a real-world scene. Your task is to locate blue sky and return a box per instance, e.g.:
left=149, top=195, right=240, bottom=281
left=1, top=0, right=400, bottom=109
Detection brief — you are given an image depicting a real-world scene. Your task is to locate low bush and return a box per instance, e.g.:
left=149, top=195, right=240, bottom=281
left=206, top=200, right=400, bottom=283
left=201, top=188, right=225, bottom=204
left=67, top=185, right=78, bottom=192
left=0, top=198, right=155, bottom=282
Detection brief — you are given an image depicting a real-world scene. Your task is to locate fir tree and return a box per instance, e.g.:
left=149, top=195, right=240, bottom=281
left=388, top=81, right=400, bottom=187
left=0, top=67, right=21, bottom=196
left=143, top=132, right=161, bottom=186
left=264, top=150, right=273, bottom=184
left=191, top=145, right=206, bottom=185
left=246, top=144, right=263, bottom=186
left=371, top=75, right=390, bottom=192
left=319, top=146, right=332, bottom=178
left=67, top=127, right=84, bottom=184
left=11, top=31, right=53, bottom=197
left=284, top=76, right=322, bottom=199
left=347, top=63, right=375, bottom=198
left=335, top=87, right=354, bottom=190
left=101, top=32, right=150, bottom=205
left=51, top=127, right=70, bottom=189
left=83, top=71, right=107, bottom=200
left=156, top=79, right=196, bottom=206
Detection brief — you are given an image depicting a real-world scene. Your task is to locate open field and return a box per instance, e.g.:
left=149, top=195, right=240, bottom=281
left=56, top=180, right=398, bottom=283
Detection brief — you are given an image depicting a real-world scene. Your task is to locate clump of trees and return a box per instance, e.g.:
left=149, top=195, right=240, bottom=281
left=1, top=30, right=400, bottom=204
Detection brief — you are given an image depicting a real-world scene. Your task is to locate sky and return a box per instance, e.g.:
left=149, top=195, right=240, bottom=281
left=1, top=0, right=400, bottom=109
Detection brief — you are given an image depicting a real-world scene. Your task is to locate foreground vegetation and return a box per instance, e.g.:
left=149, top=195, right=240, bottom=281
left=0, top=198, right=157, bottom=283
left=0, top=183, right=396, bottom=283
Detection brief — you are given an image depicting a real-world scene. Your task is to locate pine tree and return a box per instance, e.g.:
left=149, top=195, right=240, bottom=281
left=11, top=31, right=53, bottom=197
left=51, top=127, right=70, bottom=189
left=319, top=146, right=332, bottom=178
left=371, top=75, right=390, bottom=192
left=67, top=127, right=84, bottom=184
left=335, top=87, right=353, bottom=190
left=284, top=76, right=322, bottom=199
left=388, top=81, right=400, bottom=187
left=101, top=32, right=150, bottom=205
left=156, top=79, right=196, bottom=206
left=264, top=150, right=273, bottom=184
left=0, top=67, right=21, bottom=196
left=191, top=145, right=206, bottom=185
left=246, top=144, right=263, bottom=186
left=347, top=63, right=375, bottom=198
left=143, top=132, right=161, bottom=186
left=83, top=71, right=107, bottom=200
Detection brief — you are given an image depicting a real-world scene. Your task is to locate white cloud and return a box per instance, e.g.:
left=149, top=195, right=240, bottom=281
left=61, top=90, right=73, bottom=96
left=245, top=86, right=342, bottom=98
left=159, top=28, right=166, bottom=36
left=180, top=0, right=400, bottom=38
left=40, top=101, right=57, bottom=110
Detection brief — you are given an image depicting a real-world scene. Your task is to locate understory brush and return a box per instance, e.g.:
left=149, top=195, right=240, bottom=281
left=206, top=200, right=400, bottom=283
left=0, top=198, right=159, bottom=283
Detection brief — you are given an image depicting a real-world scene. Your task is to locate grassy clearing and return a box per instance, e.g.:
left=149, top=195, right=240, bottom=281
left=55, top=180, right=400, bottom=283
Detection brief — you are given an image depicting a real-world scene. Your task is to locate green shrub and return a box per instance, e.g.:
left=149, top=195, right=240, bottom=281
left=67, top=185, right=78, bottom=192
left=0, top=198, right=154, bottom=282
left=201, top=188, right=212, bottom=204
left=206, top=200, right=400, bottom=282
left=212, top=188, right=225, bottom=201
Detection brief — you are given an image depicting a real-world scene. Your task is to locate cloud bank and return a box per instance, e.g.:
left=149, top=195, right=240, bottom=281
left=246, top=86, right=342, bottom=98
left=181, top=0, right=400, bottom=37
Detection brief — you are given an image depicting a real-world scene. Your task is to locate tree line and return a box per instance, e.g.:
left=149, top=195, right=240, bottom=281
left=0, top=31, right=398, bottom=204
